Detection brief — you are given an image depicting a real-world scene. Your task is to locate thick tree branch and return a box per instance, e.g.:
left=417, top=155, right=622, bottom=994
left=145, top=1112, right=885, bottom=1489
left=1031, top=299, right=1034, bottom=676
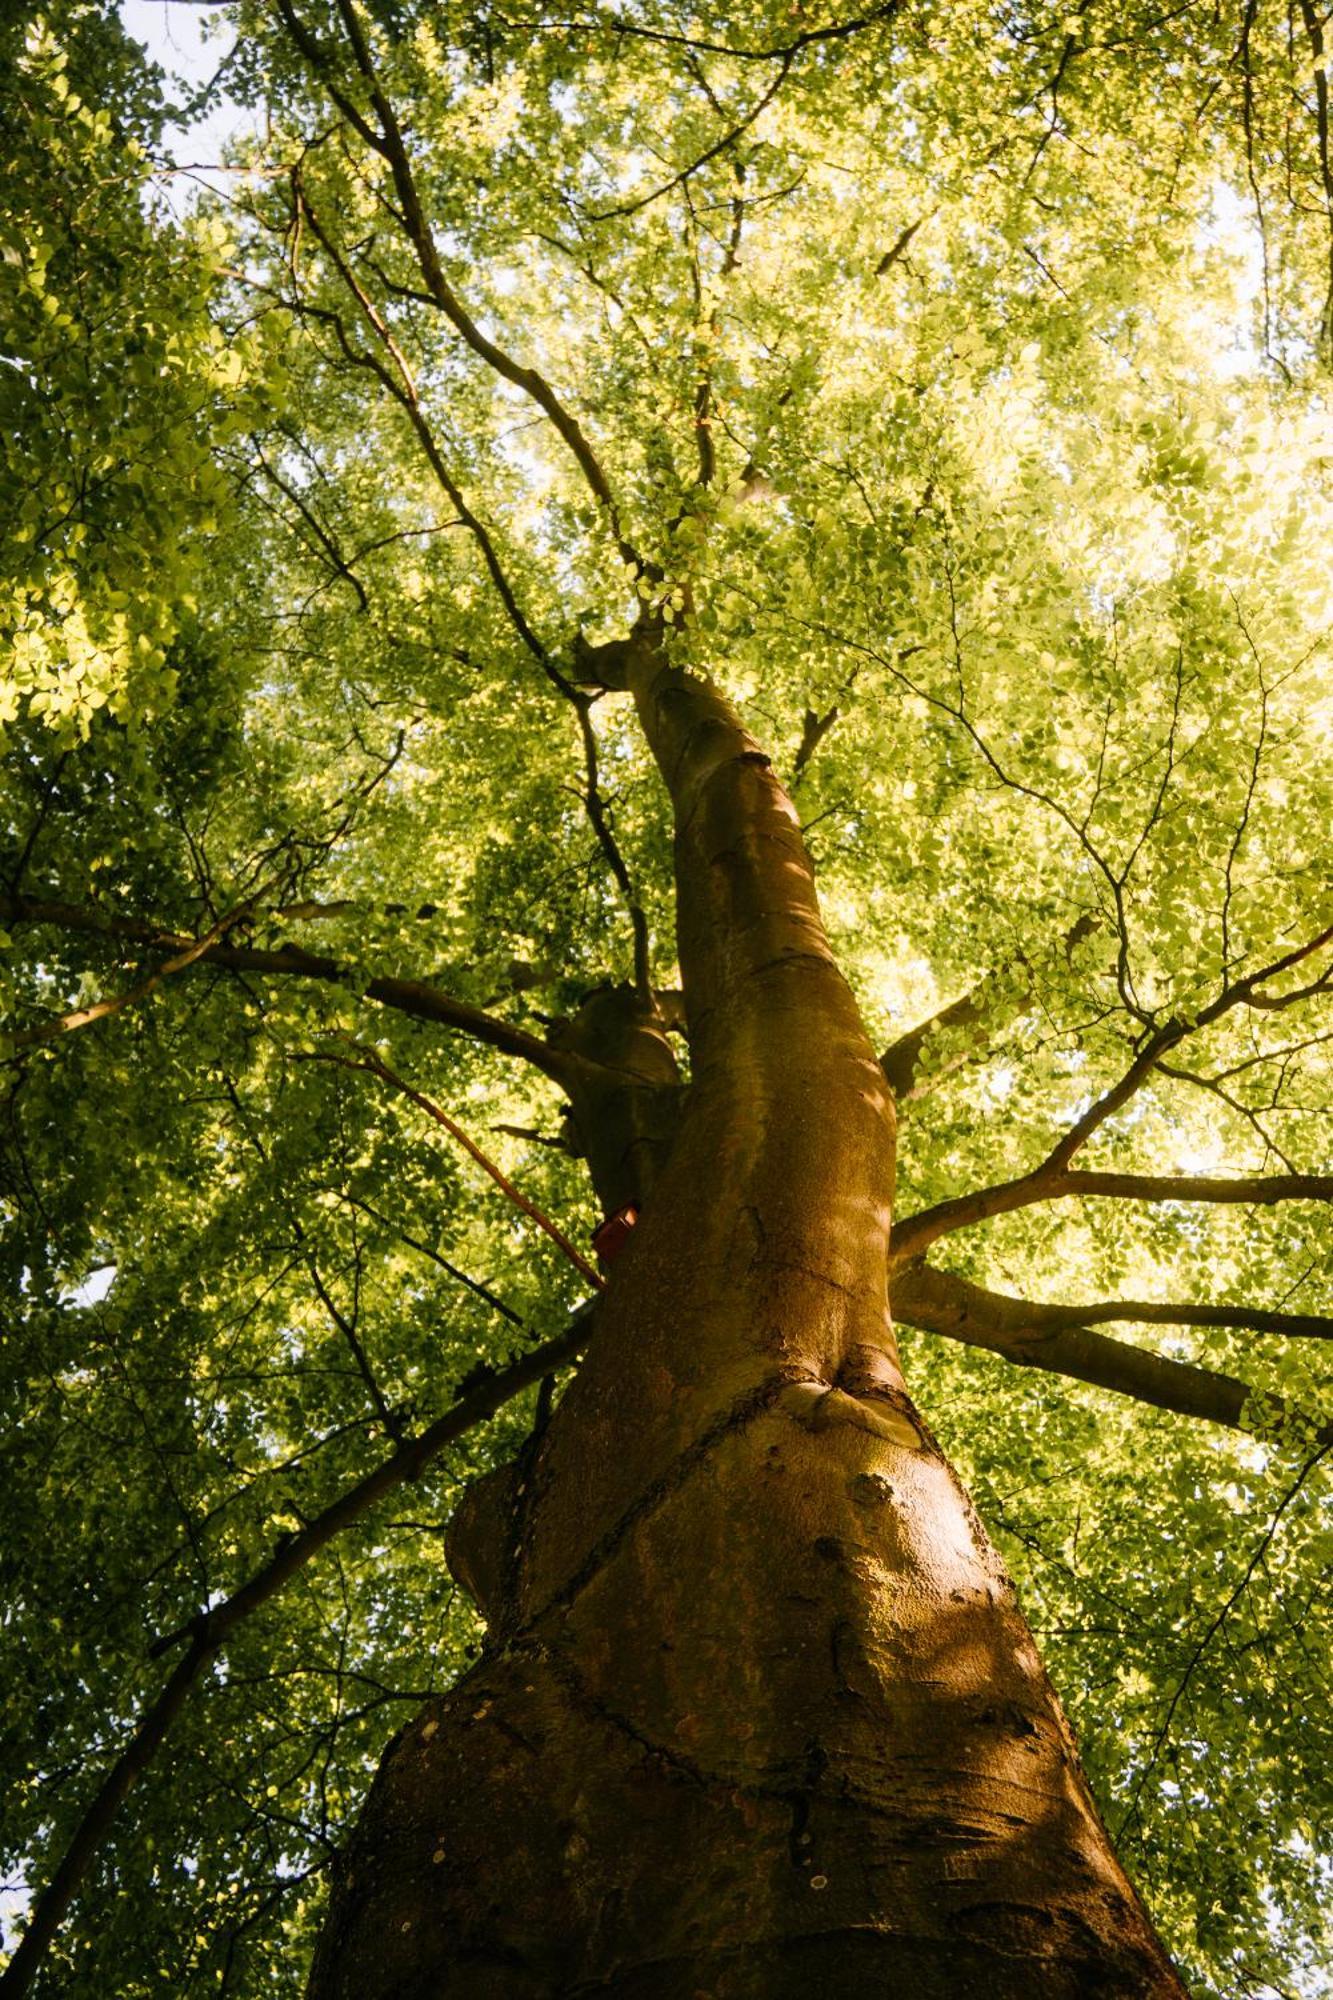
left=271, top=0, right=382, bottom=153
left=875, top=212, right=928, bottom=273
left=894, top=923, right=1333, bottom=1260
left=790, top=701, right=840, bottom=786
left=880, top=985, right=1006, bottom=1102
left=1195, top=920, right=1333, bottom=1025
left=0, top=1300, right=595, bottom=2000
left=891, top=1262, right=1333, bottom=1434
left=892, top=1165, right=1333, bottom=1262
left=1047, top=1298, right=1333, bottom=1342
left=1049, top=1170, right=1333, bottom=1205
left=0, top=890, right=583, bottom=1087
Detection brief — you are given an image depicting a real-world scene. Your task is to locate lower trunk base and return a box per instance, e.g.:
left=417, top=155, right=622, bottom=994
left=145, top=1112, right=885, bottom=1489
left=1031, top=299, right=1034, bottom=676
left=308, top=1640, right=1181, bottom=2000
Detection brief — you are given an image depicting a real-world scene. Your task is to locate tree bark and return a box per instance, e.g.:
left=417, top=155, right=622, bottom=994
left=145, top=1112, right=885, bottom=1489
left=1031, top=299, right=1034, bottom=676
left=308, top=651, right=1186, bottom=1997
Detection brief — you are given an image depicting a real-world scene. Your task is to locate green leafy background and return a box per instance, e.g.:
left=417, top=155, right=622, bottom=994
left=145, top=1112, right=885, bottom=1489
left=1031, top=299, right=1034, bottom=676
left=2, top=2, right=1331, bottom=1992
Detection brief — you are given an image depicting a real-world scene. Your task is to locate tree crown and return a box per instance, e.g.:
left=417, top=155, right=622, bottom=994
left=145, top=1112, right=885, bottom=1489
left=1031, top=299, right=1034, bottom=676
left=2, top=3, right=1331, bottom=1993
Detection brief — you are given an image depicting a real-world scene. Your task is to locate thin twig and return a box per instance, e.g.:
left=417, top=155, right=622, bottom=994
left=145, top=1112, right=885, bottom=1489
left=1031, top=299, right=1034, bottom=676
left=306, top=1040, right=605, bottom=1291
left=1113, top=1441, right=1333, bottom=1844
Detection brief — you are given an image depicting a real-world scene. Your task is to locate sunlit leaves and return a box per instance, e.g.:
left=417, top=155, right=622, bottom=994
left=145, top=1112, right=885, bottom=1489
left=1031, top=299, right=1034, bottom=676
left=2, top=1, right=1332, bottom=1995
left=0, top=10, right=239, bottom=742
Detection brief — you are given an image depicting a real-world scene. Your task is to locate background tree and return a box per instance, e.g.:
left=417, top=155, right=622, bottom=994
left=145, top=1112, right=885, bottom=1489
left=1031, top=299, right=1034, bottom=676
left=2, top=0, right=1332, bottom=1994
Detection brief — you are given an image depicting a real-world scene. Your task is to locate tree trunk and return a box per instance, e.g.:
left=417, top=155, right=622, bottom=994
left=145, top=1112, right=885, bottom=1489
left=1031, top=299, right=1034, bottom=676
left=308, top=650, right=1187, bottom=1998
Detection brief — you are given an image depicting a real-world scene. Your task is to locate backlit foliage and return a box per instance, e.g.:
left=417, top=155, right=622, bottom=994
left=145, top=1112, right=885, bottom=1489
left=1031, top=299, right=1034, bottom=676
left=2, top=2, right=1331, bottom=1994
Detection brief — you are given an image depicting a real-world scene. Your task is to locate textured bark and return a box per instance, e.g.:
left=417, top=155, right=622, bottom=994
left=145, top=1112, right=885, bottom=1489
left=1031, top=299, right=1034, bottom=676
left=308, top=651, right=1186, bottom=1998
left=549, top=983, right=684, bottom=1215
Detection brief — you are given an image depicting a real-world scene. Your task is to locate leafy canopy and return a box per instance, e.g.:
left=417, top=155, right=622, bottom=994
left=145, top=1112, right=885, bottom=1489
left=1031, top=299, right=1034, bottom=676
left=1, top=2, right=1331, bottom=1995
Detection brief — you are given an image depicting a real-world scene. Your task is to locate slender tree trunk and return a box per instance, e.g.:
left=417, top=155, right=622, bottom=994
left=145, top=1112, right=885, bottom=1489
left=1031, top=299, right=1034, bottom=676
left=308, top=651, right=1186, bottom=1997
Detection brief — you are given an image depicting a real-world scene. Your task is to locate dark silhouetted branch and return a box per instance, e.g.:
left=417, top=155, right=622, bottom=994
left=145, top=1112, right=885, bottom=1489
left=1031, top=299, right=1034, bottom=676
left=892, top=1262, right=1332, bottom=1432
left=0, top=1300, right=595, bottom=2000
left=0, top=890, right=583, bottom=1087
